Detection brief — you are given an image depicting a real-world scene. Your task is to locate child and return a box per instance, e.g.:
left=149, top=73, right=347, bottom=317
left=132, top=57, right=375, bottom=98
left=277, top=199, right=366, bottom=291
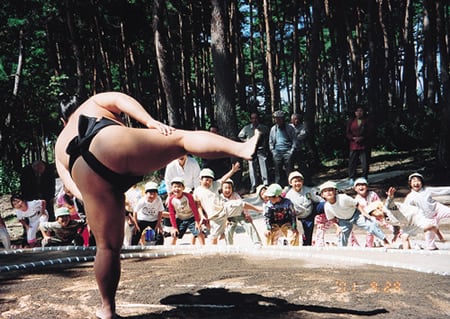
left=263, top=183, right=299, bottom=246
left=194, top=164, right=260, bottom=245
left=132, top=181, right=165, bottom=246
left=40, top=207, right=86, bottom=247
left=11, top=194, right=49, bottom=248
left=56, top=185, right=90, bottom=246
left=319, top=181, right=390, bottom=247
left=123, top=185, right=142, bottom=247
left=285, top=171, right=322, bottom=246
left=404, top=172, right=449, bottom=250
left=353, top=177, right=396, bottom=247
left=221, top=179, right=262, bottom=246
left=376, top=187, right=442, bottom=249
left=167, top=177, right=205, bottom=245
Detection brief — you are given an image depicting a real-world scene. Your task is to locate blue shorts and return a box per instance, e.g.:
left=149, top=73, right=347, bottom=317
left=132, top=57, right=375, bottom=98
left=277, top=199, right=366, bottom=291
left=176, top=217, right=200, bottom=238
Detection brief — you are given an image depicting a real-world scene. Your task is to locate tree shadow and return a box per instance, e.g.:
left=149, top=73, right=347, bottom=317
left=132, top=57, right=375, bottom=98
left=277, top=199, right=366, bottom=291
left=125, top=287, right=388, bottom=318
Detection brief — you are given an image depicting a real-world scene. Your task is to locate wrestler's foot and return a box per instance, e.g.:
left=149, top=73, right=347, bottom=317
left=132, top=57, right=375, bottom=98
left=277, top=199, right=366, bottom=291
left=242, top=129, right=261, bottom=160
left=96, top=307, right=122, bottom=319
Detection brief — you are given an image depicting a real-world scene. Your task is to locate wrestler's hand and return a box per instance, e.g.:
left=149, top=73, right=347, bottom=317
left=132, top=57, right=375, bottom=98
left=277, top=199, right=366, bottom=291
left=146, top=119, right=175, bottom=135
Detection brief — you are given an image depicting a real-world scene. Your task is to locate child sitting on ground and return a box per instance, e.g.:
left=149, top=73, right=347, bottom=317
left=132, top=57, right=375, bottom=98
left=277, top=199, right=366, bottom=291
left=40, top=207, right=85, bottom=247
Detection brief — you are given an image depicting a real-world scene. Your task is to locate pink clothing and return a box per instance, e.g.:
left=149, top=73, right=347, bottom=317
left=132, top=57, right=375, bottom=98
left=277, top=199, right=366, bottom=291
left=355, top=190, right=380, bottom=247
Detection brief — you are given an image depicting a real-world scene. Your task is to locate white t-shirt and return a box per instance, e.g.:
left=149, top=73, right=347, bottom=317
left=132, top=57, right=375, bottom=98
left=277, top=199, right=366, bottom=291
left=193, top=181, right=224, bottom=218
left=324, top=194, right=358, bottom=220
left=15, top=200, right=44, bottom=224
left=164, top=156, right=201, bottom=192
left=404, top=186, right=450, bottom=218
left=285, top=186, right=321, bottom=218
left=134, top=197, right=164, bottom=222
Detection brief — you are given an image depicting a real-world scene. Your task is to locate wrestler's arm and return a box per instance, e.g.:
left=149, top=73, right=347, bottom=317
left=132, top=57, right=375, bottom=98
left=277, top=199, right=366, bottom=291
left=56, top=157, right=83, bottom=200
left=91, top=92, right=175, bottom=135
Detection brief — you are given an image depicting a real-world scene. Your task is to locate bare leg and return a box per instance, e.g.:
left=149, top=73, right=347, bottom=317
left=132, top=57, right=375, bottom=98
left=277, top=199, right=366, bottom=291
left=74, top=162, right=125, bottom=319
left=91, top=127, right=261, bottom=176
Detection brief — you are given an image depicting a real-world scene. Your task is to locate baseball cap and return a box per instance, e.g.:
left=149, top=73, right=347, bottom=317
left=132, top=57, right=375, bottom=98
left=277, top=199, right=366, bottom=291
left=55, top=207, right=70, bottom=218
left=319, top=181, right=337, bottom=193
left=265, top=184, right=283, bottom=197
left=171, top=177, right=185, bottom=186
left=223, top=178, right=234, bottom=186
left=144, top=181, right=159, bottom=192
left=408, top=172, right=424, bottom=182
left=365, top=201, right=383, bottom=214
left=353, top=177, right=368, bottom=187
left=288, top=171, right=304, bottom=182
left=200, top=168, right=215, bottom=179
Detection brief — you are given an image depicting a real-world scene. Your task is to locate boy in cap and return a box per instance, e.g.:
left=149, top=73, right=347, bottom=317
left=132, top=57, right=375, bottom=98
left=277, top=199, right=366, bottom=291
left=319, top=181, right=390, bottom=247
left=132, top=181, right=165, bottom=245
left=167, top=177, right=205, bottom=245
left=404, top=172, right=449, bottom=249
left=220, top=178, right=262, bottom=246
left=285, top=171, right=322, bottom=246
left=194, top=163, right=261, bottom=244
left=263, top=183, right=299, bottom=246
left=40, top=207, right=86, bottom=247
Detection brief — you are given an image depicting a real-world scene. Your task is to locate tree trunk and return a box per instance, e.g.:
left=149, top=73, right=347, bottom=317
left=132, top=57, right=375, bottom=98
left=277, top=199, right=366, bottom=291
left=263, top=0, right=277, bottom=112
left=153, top=0, right=181, bottom=126
left=210, top=0, right=237, bottom=138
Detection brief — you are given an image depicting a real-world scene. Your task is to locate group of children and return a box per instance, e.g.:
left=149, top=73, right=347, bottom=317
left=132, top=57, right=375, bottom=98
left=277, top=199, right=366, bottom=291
left=3, top=168, right=448, bottom=251
left=6, top=186, right=89, bottom=249
left=245, top=171, right=449, bottom=250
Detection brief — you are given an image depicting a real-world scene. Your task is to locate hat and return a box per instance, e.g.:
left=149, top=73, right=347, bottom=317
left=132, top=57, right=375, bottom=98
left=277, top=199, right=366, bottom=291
left=144, top=181, right=159, bottom=192
left=265, top=184, right=283, bottom=197
left=171, top=177, right=185, bottom=186
left=200, top=168, right=215, bottom=179
left=223, top=178, right=234, bottom=186
left=273, top=110, right=285, bottom=118
left=319, top=181, right=337, bottom=193
left=365, top=201, right=383, bottom=214
left=256, top=184, right=267, bottom=196
left=288, top=171, right=304, bottom=182
left=353, top=177, right=368, bottom=187
left=408, top=172, right=424, bottom=182
left=55, top=207, right=70, bottom=218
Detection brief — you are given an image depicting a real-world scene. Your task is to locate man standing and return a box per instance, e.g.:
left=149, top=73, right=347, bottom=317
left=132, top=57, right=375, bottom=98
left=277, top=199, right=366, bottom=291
left=269, top=110, right=297, bottom=186
left=238, top=112, right=269, bottom=193
left=290, top=113, right=310, bottom=185
left=20, top=160, right=56, bottom=221
left=346, top=105, right=373, bottom=186
left=164, top=154, right=201, bottom=193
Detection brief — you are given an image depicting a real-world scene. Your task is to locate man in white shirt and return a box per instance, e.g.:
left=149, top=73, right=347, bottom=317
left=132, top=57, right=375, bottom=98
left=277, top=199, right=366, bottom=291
left=164, top=155, right=201, bottom=193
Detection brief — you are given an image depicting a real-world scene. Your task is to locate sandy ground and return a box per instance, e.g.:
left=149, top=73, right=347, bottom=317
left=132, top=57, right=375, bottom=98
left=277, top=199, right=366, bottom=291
left=1, top=159, right=450, bottom=319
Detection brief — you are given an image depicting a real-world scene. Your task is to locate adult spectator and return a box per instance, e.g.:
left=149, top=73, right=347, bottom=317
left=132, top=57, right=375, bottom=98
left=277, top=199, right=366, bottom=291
left=269, top=110, right=297, bottom=186
left=290, top=113, right=311, bottom=185
left=345, top=105, right=374, bottom=186
left=238, top=112, right=269, bottom=193
left=20, top=160, right=56, bottom=221
left=164, top=154, right=201, bottom=193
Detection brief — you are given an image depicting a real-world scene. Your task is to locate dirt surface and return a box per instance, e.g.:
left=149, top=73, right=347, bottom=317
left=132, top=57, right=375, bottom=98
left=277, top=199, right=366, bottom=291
left=1, top=150, right=450, bottom=319
left=1, top=251, right=450, bottom=319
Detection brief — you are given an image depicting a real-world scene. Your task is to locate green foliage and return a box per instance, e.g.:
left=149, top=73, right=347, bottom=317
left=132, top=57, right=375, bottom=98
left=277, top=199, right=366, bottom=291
left=0, top=161, right=20, bottom=195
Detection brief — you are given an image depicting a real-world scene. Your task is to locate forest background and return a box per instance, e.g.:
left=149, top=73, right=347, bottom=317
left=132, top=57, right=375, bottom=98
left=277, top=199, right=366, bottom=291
left=0, top=0, right=449, bottom=194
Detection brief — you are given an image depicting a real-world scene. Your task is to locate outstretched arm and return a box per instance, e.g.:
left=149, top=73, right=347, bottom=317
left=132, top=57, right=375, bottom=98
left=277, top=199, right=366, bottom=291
left=92, top=92, right=175, bottom=135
